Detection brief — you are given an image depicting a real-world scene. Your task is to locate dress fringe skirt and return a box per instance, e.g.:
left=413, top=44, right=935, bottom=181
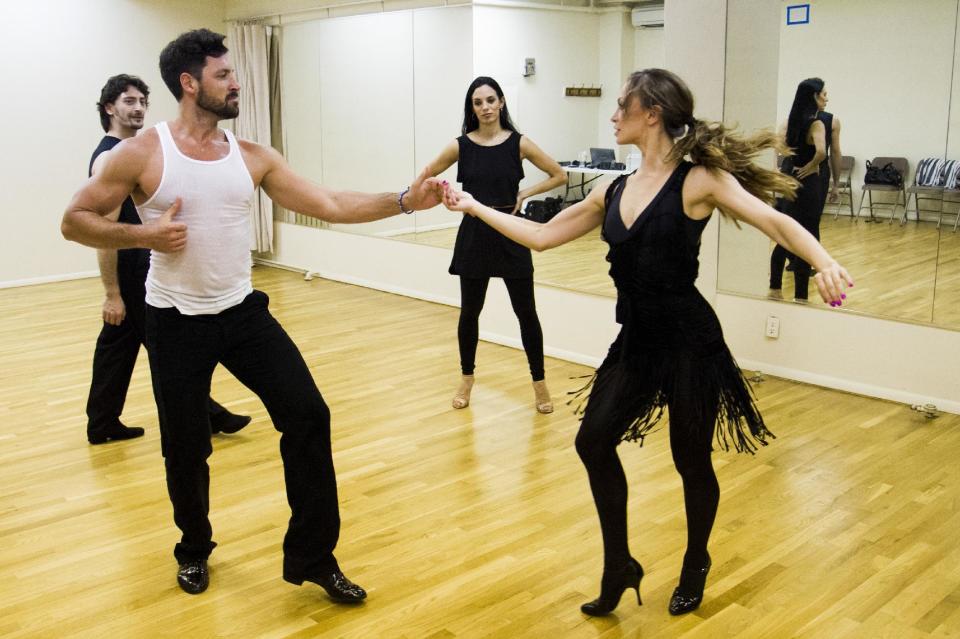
left=569, top=335, right=773, bottom=454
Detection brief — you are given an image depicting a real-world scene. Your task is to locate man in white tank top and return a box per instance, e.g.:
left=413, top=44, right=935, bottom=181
left=62, top=29, right=443, bottom=601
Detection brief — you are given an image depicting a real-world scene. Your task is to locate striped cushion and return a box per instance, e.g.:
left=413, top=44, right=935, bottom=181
left=915, top=157, right=945, bottom=186
left=944, top=160, right=960, bottom=190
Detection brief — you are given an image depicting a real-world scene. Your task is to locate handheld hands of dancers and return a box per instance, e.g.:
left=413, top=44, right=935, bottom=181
left=401, top=166, right=447, bottom=212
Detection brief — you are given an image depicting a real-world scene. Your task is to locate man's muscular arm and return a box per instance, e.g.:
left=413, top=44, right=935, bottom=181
left=62, top=137, right=185, bottom=252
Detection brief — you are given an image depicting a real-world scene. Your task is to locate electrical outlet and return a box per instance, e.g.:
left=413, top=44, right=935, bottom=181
left=765, top=315, right=780, bottom=339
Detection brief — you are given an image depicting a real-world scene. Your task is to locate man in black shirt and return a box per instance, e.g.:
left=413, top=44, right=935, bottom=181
left=86, top=74, right=250, bottom=444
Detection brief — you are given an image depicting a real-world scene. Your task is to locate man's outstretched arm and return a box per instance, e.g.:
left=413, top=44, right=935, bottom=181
left=251, top=143, right=443, bottom=223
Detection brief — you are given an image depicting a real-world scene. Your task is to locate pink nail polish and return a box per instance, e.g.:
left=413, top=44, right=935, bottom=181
left=841, top=293, right=846, bottom=299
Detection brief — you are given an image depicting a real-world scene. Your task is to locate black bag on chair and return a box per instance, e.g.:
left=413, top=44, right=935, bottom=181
left=864, top=160, right=903, bottom=187
left=523, top=196, right=563, bottom=223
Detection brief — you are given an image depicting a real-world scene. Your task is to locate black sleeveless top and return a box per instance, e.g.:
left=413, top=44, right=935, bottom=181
left=817, top=111, right=833, bottom=158
left=449, top=131, right=532, bottom=278
left=90, top=136, right=150, bottom=282
left=602, top=162, right=719, bottom=350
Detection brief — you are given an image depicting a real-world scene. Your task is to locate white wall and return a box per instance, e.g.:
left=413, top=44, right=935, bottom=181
left=0, top=0, right=226, bottom=287
left=633, top=25, right=664, bottom=71
left=595, top=10, right=634, bottom=155
left=717, top=0, right=781, bottom=295
left=280, top=7, right=471, bottom=237
left=473, top=5, right=601, bottom=176
left=413, top=7, right=475, bottom=232
left=664, top=0, right=727, bottom=303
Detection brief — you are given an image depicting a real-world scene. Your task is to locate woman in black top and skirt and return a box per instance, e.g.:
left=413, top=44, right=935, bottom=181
left=426, top=76, right=567, bottom=413
left=769, top=78, right=828, bottom=302
left=443, top=69, right=852, bottom=617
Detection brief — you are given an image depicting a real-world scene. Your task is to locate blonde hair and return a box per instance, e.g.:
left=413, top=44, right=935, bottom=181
left=625, top=68, right=799, bottom=206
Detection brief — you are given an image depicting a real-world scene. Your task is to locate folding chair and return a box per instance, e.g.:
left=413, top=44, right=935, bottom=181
left=831, top=155, right=855, bottom=219
left=857, top=156, right=908, bottom=223
left=903, top=157, right=946, bottom=225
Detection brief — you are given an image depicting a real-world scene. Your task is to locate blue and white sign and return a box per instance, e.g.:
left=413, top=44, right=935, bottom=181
left=786, top=4, right=810, bottom=25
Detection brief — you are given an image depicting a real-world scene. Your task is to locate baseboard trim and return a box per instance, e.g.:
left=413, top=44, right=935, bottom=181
left=736, top=357, right=960, bottom=415
left=254, top=257, right=460, bottom=308
left=0, top=270, right=99, bottom=289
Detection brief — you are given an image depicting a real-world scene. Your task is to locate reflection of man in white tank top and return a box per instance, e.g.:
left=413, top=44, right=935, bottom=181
left=62, top=28, right=443, bottom=602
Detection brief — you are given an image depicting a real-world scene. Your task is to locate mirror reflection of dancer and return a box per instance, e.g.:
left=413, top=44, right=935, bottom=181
left=425, top=77, right=567, bottom=413
left=444, top=69, right=852, bottom=617
left=814, top=81, right=844, bottom=208
left=85, top=74, right=250, bottom=445
left=770, top=78, right=829, bottom=302
left=63, top=29, right=442, bottom=601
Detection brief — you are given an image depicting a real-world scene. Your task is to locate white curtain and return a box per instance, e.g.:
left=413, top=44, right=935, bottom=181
left=230, top=23, right=273, bottom=252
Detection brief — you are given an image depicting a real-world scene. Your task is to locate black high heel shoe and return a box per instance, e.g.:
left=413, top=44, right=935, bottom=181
left=668, top=555, right=712, bottom=616
left=580, top=558, right=644, bottom=617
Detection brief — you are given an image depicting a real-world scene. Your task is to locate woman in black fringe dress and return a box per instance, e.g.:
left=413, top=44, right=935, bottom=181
left=442, top=69, right=853, bottom=618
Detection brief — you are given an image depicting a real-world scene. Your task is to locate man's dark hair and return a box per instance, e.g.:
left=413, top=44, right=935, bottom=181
left=159, top=28, right=229, bottom=101
left=97, top=74, right=150, bottom=133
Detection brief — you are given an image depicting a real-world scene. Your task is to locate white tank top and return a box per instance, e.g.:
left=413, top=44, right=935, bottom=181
left=137, top=122, right=254, bottom=315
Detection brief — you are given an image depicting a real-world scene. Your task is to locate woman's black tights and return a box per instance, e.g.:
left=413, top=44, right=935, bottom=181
left=458, top=276, right=545, bottom=381
left=770, top=174, right=823, bottom=300
left=574, top=385, right=719, bottom=570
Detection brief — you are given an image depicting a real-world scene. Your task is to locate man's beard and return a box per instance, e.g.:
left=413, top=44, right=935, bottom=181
left=197, top=87, right=239, bottom=119
left=120, top=115, right=144, bottom=130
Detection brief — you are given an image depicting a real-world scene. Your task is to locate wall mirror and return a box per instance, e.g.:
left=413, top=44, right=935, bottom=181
left=278, top=3, right=668, bottom=299
left=717, top=0, right=960, bottom=331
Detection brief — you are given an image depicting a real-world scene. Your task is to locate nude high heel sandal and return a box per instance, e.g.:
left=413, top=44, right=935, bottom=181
left=533, top=379, right=553, bottom=414
left=452, top=374, right=474, bottom=409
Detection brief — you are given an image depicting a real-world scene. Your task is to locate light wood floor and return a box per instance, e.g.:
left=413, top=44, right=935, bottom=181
left=2, top=267, right=959, bottom=638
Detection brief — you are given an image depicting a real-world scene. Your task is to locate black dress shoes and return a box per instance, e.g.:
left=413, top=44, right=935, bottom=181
left=177, top=559, right=209, bottom=594
left=210, top=412, right=251, bottom=435
left=88, top=422, right=145, bottom=445
left=284, top=569, right=367, bottom=603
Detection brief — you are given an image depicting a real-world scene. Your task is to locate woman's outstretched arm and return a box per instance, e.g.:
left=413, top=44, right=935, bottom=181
left=686, top=167, right=853, bottom=305
left=444, top=180, right=607, bottom=251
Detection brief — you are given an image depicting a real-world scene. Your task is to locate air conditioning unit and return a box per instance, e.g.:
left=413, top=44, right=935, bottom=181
left=631, top=6, right=664, bottom=28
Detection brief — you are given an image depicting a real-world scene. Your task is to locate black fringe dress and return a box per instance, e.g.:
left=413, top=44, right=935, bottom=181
left=573, top=162, right=773, bottom=454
